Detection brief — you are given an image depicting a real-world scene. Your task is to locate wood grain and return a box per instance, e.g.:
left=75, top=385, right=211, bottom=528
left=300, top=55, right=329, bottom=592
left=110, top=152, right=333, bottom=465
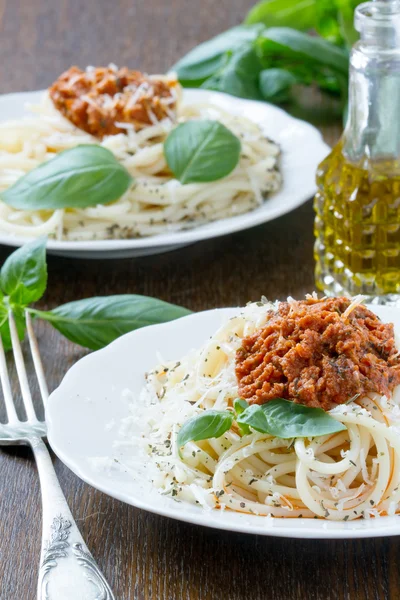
left=1, top=1, right=395, bottom=599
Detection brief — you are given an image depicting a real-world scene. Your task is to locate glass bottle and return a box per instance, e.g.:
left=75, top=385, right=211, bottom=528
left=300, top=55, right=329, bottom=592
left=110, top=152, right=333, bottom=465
left=314, top=1, right=400, bottom=303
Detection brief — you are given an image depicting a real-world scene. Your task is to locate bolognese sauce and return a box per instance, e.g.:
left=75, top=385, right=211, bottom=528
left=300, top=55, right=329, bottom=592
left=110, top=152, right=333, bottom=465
left=236, top=297, right=400, bottom=410
left=49, top=65, right=179, bottom=138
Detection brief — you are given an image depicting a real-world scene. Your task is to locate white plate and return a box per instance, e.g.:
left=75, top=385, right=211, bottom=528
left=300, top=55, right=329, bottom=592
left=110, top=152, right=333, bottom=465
left=0, top=89, right=330, bottom=259
left=47, top=305, right=400, bottom=539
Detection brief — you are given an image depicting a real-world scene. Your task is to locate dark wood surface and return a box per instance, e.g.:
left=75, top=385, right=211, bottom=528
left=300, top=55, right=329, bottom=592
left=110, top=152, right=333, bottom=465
left=1, top=1, right=396, bottom=599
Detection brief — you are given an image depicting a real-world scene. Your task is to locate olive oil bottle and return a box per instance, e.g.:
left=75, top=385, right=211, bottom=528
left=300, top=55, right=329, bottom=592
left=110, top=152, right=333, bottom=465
left=314, top=1, right=400, bottom=302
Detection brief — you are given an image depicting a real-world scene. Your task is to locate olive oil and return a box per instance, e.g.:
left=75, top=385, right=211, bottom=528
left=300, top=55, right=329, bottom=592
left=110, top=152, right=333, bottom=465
left=314, top=1, right=400, bottom=302
left=315, top=142, right=400, bottom=296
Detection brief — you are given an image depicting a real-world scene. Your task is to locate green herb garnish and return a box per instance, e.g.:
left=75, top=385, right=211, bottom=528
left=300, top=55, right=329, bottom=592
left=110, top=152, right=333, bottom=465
left=0, top=237, right=191, bottom=351
left=176, top=397, right=345, bottom=457
left=1, top=145, right=133, bottom=210
left=164, top=120, right=241, bottom=184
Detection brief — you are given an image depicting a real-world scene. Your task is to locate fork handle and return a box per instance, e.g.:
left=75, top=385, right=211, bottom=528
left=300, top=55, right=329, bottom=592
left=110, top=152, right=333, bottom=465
left=31, top=437, right=115, bottom=600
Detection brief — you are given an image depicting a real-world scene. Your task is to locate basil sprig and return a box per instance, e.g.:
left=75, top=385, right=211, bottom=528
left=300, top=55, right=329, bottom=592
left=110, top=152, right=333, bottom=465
left=177, top=397, right=345, bottom=456
left=172, top=22, right=349, bottom=108
left=164, top=120, right=241, bottom=184
left=1, top=145, right=133, bottom=210
left=0, top=237, right=191, bottom=351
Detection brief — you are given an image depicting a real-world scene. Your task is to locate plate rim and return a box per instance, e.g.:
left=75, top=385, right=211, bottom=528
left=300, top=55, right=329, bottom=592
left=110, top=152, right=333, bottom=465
left=46, top=306, right=400, bottom=539
left=0, top=88, right=330, bottom=253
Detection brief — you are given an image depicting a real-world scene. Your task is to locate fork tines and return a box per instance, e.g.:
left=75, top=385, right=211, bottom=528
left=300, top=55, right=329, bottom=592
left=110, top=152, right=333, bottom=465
left=0, top=310, right=48, bottom=428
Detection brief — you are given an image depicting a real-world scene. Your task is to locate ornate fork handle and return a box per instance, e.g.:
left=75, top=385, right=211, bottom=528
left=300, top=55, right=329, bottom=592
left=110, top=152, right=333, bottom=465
left=32, top=437, right=115, bottom=600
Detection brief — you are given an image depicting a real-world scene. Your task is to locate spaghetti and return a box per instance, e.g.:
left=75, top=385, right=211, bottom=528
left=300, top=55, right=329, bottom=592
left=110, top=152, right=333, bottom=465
left=126, top=299, right=400, bottom=521
left=0, top=72, right=281, bottom=241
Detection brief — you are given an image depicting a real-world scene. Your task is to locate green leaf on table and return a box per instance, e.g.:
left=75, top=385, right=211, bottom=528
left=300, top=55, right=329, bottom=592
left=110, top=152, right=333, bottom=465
left=31, top=295, right=192, bottom=350
left=246, top=0, right=316, bottom=31
left=237, top=398, right=346, bottom=438
left=0, top=237, right=47, bottom=306
left=1, top=145, right=133, bottom=211
left=201, top=45, right=264, bottom=100
left=259, top=68, right=297, bottom=102
left=171, top=24, right=265, bottom=85
left=164, top=120, right=241, bottom=184
left=256, top=27, right=349, bottom=75
left=0, top=303, right=26, bottom=352
left=177, top=410, right=234, bottom=456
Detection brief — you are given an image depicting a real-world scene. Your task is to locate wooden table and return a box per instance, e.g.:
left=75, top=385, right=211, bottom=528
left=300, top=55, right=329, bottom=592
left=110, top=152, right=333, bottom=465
left=1, top=1, right=396, bottom=599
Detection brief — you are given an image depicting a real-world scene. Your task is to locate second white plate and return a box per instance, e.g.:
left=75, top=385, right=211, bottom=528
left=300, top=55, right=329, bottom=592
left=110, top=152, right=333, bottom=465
left=0, top=89, right=329, bottom=258
left=46, top=305, right=400, bottom=539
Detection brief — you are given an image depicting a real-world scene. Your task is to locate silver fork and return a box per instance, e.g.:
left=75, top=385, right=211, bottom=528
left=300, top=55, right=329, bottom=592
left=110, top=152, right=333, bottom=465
left=0, top=310, right=115, bottom=600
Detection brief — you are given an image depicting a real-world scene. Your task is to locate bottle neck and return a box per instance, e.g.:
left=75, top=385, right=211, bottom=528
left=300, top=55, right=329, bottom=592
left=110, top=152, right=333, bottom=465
left=343, top=1, right=400, bottom=166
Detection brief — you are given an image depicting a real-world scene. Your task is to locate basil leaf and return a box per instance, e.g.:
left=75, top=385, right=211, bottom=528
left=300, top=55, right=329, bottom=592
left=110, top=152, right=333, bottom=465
left=257, top=28, right=349, bottom=75
left=31, top=295, right=192, bottom=350
left=259, top=68, right=297, bottom=102
left=164, top=120, right=241, bottom=184
left=237, top=398, right=346, bottom=439
left=234, top=398, right=250, bottom=435
left=0, top=237, right=47, bottom=306
left=172, top=25, right=265, bottom=85
left=177, top=410, right=234, bottom=455
left=246, top=0, right=316, bottom=31
left=201, top=45, right=264, bottom=101
left=1, top=145, right=133, bottom=210
left=0, top=304, right=26, bottom=352
left=233, top=398, right=249, bottom=416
